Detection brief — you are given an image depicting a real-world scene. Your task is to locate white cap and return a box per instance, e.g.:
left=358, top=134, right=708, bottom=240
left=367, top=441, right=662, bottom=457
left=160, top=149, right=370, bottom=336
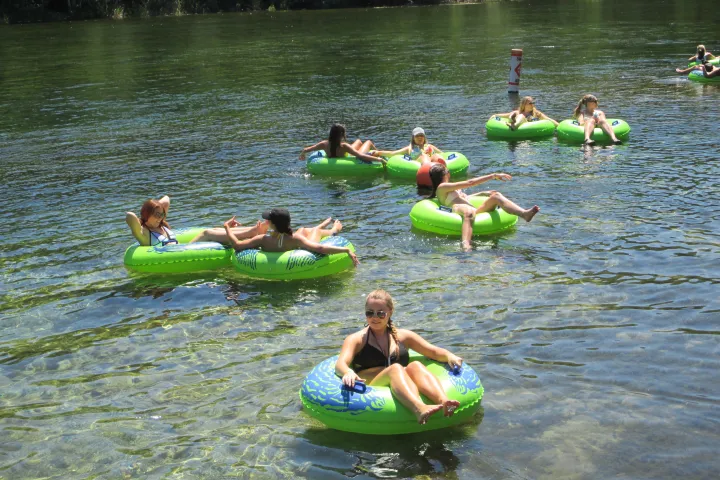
left=412, top=127, right=425, bottom=137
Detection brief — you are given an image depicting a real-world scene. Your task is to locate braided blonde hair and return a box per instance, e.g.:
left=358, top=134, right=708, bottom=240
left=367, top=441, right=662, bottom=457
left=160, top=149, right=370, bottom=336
left=366, top=289, right=400, bottom=359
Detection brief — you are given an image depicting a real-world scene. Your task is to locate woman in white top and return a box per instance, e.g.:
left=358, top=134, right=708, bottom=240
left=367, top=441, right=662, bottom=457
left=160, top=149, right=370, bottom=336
left=125, top=196, right=265, bottom=246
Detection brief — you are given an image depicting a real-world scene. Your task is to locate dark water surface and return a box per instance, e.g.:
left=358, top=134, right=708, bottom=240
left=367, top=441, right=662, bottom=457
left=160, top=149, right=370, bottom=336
left=1, top=1, right=719, bottom=478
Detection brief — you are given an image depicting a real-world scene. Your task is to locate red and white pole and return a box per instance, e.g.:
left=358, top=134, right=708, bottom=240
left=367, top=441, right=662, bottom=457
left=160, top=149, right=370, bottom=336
left=508, top=48, right=522, bottom=93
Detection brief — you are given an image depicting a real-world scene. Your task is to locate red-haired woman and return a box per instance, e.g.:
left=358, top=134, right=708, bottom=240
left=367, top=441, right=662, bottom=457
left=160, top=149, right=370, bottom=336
left=125, top=195, right=264, bottom=246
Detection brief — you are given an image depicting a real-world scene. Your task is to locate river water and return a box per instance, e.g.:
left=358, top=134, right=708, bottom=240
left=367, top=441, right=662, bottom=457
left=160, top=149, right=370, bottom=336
left=1, top=1, right=719, bottom=478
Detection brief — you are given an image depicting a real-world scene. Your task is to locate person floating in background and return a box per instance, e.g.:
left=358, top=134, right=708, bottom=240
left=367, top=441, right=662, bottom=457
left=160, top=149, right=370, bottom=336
left=371, top=127, right=445, bottom=164
left=491, top=96, right=558, bottom=130
left=573, top=94, right=623, bottom=146
left=300, top=123, right=385, bottom=164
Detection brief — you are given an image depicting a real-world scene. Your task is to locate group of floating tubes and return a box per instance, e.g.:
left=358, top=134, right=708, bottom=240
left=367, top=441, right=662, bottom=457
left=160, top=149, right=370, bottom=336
left=299, top=350, right=484, bottom=435
left=486, top=116, right=632, bottom=143
left=124, top=228, right=356, bottom=279
left=306, top=150, right=469, bottom=178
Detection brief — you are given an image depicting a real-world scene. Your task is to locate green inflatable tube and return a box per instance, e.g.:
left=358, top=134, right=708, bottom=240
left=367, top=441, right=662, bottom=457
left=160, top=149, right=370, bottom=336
left=688, top=70, right=720, bottom=84
left=123, top=228, right=233, bottom=274
left=300, top=350, right=484, bottom=435
left=409, top=197, right=518, bottom=236
left=485, top=116, right=556, bottom=140
left=556, top=118, right=631, bottom=144
left=230, top=236, right=356, bottom=280
left=385, top=151, right=469, bottom=179
left=688, top=57, right=720, bottom=67
left=306, top=151, right=385, bottom=177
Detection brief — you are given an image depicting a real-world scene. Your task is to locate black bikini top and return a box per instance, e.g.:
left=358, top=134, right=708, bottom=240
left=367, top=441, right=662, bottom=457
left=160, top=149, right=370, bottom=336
left=352, top=327, right=409, bottom=371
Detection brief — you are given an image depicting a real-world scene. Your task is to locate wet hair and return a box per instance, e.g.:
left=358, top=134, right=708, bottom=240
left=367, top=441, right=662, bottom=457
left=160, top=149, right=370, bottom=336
left=704, top=62, right=714, bottom=73
left=328, top=124, right=347, bottom=158
left=140, top=199, right=170, bottom=229
left=573, top=94, right=598, bottom=118
left=365, top=289, right=399, bottom=358
left=428, top=163, right=449, bottom=199
left=697, top=44, right=706, bottom=59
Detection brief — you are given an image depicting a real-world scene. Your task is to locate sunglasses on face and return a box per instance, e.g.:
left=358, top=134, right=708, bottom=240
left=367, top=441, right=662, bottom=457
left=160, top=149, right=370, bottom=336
left=365, top=310, right=388, bottom=319
left=153, top=210, right=166, bottom=219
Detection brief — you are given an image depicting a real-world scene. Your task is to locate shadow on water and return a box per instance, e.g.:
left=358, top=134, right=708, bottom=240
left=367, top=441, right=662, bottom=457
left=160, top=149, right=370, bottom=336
left=314, top=177, right=388, bottom=196
left=0, top=273, right=353, bottom=365
left=410, top=226, right=517, bottom=249
left=301, top=409, right=484, bottom=478
left=220, top=269, right=355, bottom=308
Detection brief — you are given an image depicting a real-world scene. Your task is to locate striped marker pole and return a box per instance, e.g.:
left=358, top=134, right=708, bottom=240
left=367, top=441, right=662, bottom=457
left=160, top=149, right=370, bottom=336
left=508, top=48, right=522, bottom=93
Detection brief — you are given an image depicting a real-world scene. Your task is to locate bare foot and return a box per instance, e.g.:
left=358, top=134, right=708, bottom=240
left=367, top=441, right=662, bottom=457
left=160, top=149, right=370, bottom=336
left=443, top=400, right=460, bottom=417
left=461, top=241, right=471, bottom=252
left=521, top=205, right=540, bottom=222
left=331, top=219, right=343, bottom=235
left=317, top=217, right=332, bottom=229
left=583, top=139, right=596, bottom=146
left=416, top=404, right=444, bottom=425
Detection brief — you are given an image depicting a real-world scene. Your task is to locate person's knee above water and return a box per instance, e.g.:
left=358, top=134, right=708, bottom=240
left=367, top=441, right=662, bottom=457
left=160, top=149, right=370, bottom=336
left=335, top=289, right=463, bottom=425
left=222, top=207, right=359, bottom=266
left=299, top=123, right=385, bottom=165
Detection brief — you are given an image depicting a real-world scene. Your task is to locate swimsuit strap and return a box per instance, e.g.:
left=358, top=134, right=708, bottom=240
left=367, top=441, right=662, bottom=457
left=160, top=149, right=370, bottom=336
left=149, top=229, right=161, bottom=244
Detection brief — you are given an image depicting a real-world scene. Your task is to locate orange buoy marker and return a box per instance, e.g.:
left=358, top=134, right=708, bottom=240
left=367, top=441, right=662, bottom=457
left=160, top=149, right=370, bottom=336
left=508, top=48, right=522, bottom=93
left=416, top=159, right=447, bottom=187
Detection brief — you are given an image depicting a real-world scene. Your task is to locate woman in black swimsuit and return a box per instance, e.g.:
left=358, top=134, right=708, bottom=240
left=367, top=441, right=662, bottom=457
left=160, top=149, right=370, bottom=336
left=335, top=289, right=463, bottom=425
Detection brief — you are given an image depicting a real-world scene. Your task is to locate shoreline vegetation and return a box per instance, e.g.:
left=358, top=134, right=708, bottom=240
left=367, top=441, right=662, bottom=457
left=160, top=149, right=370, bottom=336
left=1, top=0, right=479, bottom=24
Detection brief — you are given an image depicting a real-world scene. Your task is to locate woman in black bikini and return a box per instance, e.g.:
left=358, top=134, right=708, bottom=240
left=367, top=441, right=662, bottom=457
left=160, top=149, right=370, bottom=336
left=335, top=289, right=463, bottom=425
left=222, top=208, right=359, bottom=267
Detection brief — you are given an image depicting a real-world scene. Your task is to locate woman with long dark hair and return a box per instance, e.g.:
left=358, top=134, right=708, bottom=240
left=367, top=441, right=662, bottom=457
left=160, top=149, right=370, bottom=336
left=299, top=124, right=385, bottom=164
left=428, top=164, right=539, bottom=251
left=222, top=208, right=359, bottom=266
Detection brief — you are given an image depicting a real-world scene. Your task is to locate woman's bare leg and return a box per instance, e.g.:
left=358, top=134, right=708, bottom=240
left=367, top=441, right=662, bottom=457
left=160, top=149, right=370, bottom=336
left=597, top=118, right=621, bottom=143
left=405, top=362, right=460, bottom=417
left=583, top=118, right=597, bottom=144
left=358, top=140, right=375, bottom=153
left=190, top=225, right=259, bottom=243
left=295, top=219, right=343, bottom=241
left=369, top=364, right=443, bottom=424
left=452, top=204, right=476, bottom=252
left=350, top=139, right=363, bottom=150
left=511, top=114, right=528, bottom=130
left=474, top=192, right=539, bottom=223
